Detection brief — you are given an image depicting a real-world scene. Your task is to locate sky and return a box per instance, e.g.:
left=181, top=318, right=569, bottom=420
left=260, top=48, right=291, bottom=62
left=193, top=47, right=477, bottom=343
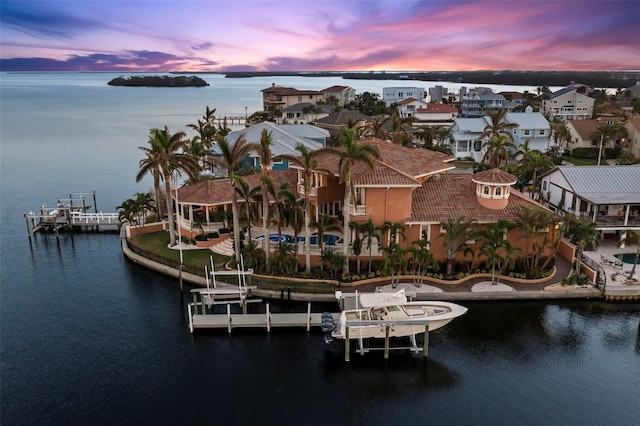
left=1, top=0, right=639, bottom=72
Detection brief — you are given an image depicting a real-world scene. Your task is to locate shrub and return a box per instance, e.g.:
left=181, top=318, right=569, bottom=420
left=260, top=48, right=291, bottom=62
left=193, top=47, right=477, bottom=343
left=572, top=147, right=599, bottom=158
left=206, top=232, right=219, bottom=239
left=219, top=228, right=231, bottom=234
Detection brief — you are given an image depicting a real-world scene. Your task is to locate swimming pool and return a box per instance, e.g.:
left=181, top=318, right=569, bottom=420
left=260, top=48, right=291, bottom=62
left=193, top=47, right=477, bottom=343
left=614, top=253, right=640, bottom=264
left=255, top=234, right=295, bottom=243
left=255, top=233, right=341, bottom=245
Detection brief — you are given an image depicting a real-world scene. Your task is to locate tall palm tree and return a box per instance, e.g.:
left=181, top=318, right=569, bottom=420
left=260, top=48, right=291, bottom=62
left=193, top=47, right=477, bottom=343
left=552, top=122, right=572, bottom=152
left=480, top=220, right=517, bottom=285
left=136, top=126, right=200, bottom=246
left=516, top=206, right=560, bottom=278
left=211, top=134, right=256, bottom=261
left=187, top=105, right=218, bottom=149
left=256, top=129, right=274, bottom=270
left=520, top=150, right=554, bottom=200
left=363, top=116, right=387, bottom=140
left=319, top=128, right=380, bottom=271
left=591, top=122, right=629, bottom=163
left=266, top=179, right=296, bottom=248
left=359, top=218, right=382, bottom=274
left=483, top=133, right=517, bottom=169
left=568, top=220, right=603, bottom=275
left=278, top=143, right=325, bottom=274
left=480, top=109, right=518, bottom=141
left=437, top=216, right=476, bottom=277
left=234, top=176, right=260, bottom=241
left=618, top=230, right=639, bottom=279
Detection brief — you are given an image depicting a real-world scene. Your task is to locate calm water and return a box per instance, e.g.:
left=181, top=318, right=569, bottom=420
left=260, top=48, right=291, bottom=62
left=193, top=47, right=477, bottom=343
left=1, top=73, right=639, bottom=425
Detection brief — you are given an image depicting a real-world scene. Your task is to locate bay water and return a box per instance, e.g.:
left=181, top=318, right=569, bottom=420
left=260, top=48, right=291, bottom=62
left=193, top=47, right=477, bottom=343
left=1, top=73, right=639, bottom=425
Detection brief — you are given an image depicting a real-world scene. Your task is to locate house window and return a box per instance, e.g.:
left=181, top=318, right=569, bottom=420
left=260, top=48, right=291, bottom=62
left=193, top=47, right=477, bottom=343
left=420, top=224, right=430, bottom=241
left=298, top=95, right=302, bottom=102
left=495, top=187, right=502, bottom=196
left=542, top=181, right=547, bottom=190
left=273, top=158, right=283, bottom=165
left=483, top=186, right=490, bottom=195
left=523, top=129, right=531, bottom=136
left=539, top=130, right=546, bottom=136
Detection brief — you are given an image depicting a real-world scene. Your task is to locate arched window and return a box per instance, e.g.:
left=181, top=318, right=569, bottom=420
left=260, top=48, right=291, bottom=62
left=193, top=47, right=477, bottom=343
left=495, top=187, right=502, bottom=196
left=483, top=186, right=490, bottom=195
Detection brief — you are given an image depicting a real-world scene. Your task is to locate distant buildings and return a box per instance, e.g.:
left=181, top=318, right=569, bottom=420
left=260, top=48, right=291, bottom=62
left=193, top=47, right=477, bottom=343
left=382, top=87, right=426, bottom=106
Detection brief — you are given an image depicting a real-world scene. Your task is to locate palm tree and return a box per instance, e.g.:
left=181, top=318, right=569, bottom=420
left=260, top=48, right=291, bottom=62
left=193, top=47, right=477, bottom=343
left=311, top=215, right=341, bottom=271
left=349, top=221, right=364, bottom=274
left=288, top=198, right=305, bottom=266
left=359, top=219, right=382, bottom=275
left=266, top=180, right=296, bottom=248
left=277, top=143, right=325, bottom=274
left=187, top=106, right=218, bottom=149
left=618, top=230, right=639, bottom=279
left=480, top=220, right=518, bottom=285
left=363, top=116, right=387, bottom=140
left=136, top=126, right=201, bottom=246
left=552, top=122, right=572, bottom=153
left=234, top=176, right=260, bottom=241
left=319, top=128, right=381, bottom=271
left=211, top=134, right=256, bottom=261
left=407, top=239, right=438, bottom=286
left=416, top=126, right=444, bottom=148
left=480, top=109, right=518, bottom=141
left=437, top=216, right=476, bottom=277
left=516, top=206, right=558, bottom=279
left=382, top=221, right=406, bottom=247
left=568, top=220, right=602, bottom=275
left=483, top=133, right=517, bottom=169
left=382, top=242, right=407, bottom=288
left=116, top=198, right=141, bottom=226
left=520, top=150, right=554, bottom=200
left=256, top=129, right=274, bottom=270
left=591, top=122, right=629, bottom=164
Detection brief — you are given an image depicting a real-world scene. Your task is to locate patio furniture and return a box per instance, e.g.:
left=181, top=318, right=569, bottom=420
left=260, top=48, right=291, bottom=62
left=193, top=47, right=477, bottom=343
left=613, top=260, right=624, bottom=270
left=600, top=255, right=614, bottom=265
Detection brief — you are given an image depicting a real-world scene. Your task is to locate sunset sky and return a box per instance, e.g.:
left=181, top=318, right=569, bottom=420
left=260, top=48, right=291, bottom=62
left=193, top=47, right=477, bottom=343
left=1, top=0, right=638, bottom=72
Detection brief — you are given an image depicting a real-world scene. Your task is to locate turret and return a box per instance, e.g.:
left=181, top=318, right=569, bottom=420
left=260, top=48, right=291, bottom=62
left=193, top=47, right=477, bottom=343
left=472, top=169, right=517, bottom=209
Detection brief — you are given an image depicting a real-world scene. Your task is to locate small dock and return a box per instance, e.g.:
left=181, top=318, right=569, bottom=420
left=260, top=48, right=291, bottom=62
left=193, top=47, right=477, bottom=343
left=24, top=192, right=119, bottom=238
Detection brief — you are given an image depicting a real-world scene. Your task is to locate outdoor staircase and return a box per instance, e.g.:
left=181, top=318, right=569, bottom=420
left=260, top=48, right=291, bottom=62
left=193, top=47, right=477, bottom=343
left=209, top=238, right=234, bottom=257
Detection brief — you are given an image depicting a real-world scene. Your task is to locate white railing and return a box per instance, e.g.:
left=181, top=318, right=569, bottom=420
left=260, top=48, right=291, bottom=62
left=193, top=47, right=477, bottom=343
left=70, top=212, right=119, bottom=224
left=176, top=215, right=224, bottom=232
left=298, top=183, right=317, bottom=197
left=349, top=204, right=366, bottom=216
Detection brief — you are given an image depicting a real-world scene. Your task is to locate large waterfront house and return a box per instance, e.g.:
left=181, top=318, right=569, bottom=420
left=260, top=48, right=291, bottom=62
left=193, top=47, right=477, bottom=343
left=412, top=102, right=458, bottom=126
left=177, top=138, right=557, bottom=268
left=209, top=122, right=329, bottom=176
left=460, top=93, right=506, bottom=118
left=450, top=107, right=551, bottom=161
left=542, top=87, right=595, bottom=121
left=397, top=98, right=428, bottom=119
left=261, top=84, right=324, bottom=111
left=539, top=165, right=640, bottom=241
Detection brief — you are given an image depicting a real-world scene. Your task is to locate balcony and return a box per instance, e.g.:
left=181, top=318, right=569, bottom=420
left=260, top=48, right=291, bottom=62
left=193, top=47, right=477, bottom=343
left=297, top=183, right=317, bottom=197
left=349, top=204, right=366, bottom=216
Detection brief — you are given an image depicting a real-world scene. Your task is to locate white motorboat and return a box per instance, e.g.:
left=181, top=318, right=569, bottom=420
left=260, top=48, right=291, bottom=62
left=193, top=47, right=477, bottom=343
left=323, top=290, right=467, bottom=340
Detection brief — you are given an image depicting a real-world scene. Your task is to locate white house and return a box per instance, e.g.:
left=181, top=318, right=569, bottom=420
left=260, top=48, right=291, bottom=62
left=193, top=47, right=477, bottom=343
left=321, top=85, right=356, bottom=107
left=396, top=97, right=428, bottom=119
left=413, top=102, right=458, bottom=125
left=382, top=87, right=425, bottom=106
left=449, top=118, right=487, bottom=161
left=503, top=107, right=551, bottom=152
left=281, top=102, right=333, bottom=124
left=539, top=165, right=640, bottom=238
left=543, top=87, right=595, bottom=121
left=460, top=93, right=506, bottom=118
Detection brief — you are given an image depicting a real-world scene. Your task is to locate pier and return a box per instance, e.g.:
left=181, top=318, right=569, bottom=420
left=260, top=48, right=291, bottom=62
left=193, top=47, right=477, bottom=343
left=24, top=191, right=119, bottom=239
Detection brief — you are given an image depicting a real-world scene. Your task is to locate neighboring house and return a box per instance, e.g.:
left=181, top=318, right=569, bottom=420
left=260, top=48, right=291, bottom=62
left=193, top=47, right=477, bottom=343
left=623, top=118, right=640, bottom=158
left=282, top=102, right=332, bottom=124
left=503, top=108, right=551, bottom=153
left=449, top=118, right=487, bottom=161
left=209, top=122, right=328, bottom=176
left=382, top=87, right=426, bottom=107
left=413, top=102, right=458, bottom=125
left=321, top=85, right=356, bottom=107
left=261, top=84, right=324, bottom=111
left=312, top=110, right=373, bottom=134
left=397, top=97, right=429, bottom=119
left=449, top=109, right=551, bottom=160
left=461, top=93, right=506, bottom=118
left=539, top=165, right=640, bottom=239
left=542, top=87, right=595, bottom=121
left=565, top=118, right=626, bottom=153
left=175, top=139, right=555, bottom=268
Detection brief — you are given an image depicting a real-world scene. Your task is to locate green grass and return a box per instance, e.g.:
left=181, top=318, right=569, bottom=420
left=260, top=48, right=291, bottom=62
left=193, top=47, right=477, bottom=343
left=132, top=231, right=229, bottom=269
left=453, top=160, right=475, bottom=169
left=561, top=156, right=607, bottom=166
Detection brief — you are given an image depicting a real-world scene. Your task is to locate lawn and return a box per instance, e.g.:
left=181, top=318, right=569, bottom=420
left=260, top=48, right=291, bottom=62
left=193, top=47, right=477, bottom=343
left=561, top=156, right=607, bottom=166
left=132, top=231, right=229, bottom=270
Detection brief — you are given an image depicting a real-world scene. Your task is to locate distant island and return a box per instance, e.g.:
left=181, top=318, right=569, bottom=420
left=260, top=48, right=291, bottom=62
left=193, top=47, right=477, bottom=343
left=108, top=75, right=209, bottom=87
left=217, top=70, right=638, bottom=89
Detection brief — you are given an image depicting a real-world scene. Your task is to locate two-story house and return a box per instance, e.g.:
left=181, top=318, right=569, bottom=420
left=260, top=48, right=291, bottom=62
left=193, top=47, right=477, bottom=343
left=543, top=87, right=595, bottom=121
left=623, top=118, right=640, bottom=159
left=321, top=85, right=356, bottom=107
left=382, top=87, right=426, bottom=107
left=461, top=93, right=506, bottom=118
left=281, top=103, right=333, bottom=124
left=565, top=117, right=626, bottom=154
left=397, top=98, right=429, bottom=119
left=412, top=103, right=458, bottom=126
left=261, top=84, right=324, bottom=111
left=539, top=165, right=640, bottom=241
left=503, top=108, right=551, bottom=152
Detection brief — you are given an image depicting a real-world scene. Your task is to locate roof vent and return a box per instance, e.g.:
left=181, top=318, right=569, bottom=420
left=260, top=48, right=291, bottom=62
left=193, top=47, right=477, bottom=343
left=432, top=173, right=441, bottom=180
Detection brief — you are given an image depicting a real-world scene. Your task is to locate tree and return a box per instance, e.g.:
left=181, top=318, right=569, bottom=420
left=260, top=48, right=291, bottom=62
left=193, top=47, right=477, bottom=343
left=318, top=128, right=381, bottom=271
left=480, top=109, right=518, bottom=141
left=590, top=122, right=628, bottom=162
left=552, top=122, right=572, bottom=153
left=265, top=179, right=296, bottom=249
left=256, top=129, right=274, bottom=270
left=437, top=216, right=476, bottom=277
left=480, top=220, right=518, bottom=285
left=187, top=106, right=218, bottom=149
left=277, top=144, right=325, bottom=274
left=516, top=206, right=558, bottom=279
left=416, top=126, right=448, bottom=148
left=311, top=215, right=341, bottom=271
left=568, top=220, right=602, bottom=275
left=520, top=150, right=554, bottom=200
left=349, top=221, right=364, bottom=274
left=359, top=218, right=382, bottom=275
left=618, top=230, right=639, bottom=279
left=234, top=176, right=260, bottom=241
left=382, top=242, right=407, bottom=288
left=483, top=133, right=517, bottom=169
left=211, top=134, right=257, bottom=261
left=407, top=239, right=438, bottom=286
left=363, top=116, right=388, bottom=140
left=302, top=104, right=322, bottom=122
left=116, top=198, right=141, bottom=226
left=136, top=126, right=201, bottom=246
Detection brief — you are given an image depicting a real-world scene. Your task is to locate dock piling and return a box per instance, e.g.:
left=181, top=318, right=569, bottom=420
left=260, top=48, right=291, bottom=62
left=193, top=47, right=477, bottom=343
left=423, top=324, right=430, bottom=358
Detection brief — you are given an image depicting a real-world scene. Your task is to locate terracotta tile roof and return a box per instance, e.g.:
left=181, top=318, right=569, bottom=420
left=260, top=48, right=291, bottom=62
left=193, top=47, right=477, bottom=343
left=416, top=102, right=458, bottom=113
left=398, top=97, right=420, bottom=105
left=567, top=119, right=600, bottom=139
left=472, top=168, right=518, bottom=185
left=312, top=138, right=454, bottom=186
left=176, top=169, right=298, bottom=206
left=322, top=85, right=350, bottom=93
left=409, top=174, right=545, bottom=223
left=261, top=85, right=323, bottom=96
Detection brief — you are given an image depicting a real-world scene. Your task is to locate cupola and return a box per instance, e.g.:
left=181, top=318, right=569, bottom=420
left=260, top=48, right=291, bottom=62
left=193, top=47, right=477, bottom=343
left=472, top=169, right=518, bottom=210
